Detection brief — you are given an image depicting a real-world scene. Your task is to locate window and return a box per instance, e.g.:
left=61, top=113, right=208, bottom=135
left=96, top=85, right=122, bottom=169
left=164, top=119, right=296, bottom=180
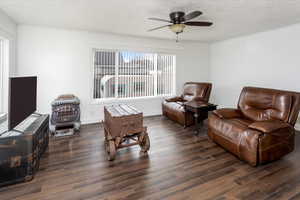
left=0, top=38, right=9, bottom=115
left=93, top=50, right=176, bottom=99
left=0, top=39, right=4, bottom=112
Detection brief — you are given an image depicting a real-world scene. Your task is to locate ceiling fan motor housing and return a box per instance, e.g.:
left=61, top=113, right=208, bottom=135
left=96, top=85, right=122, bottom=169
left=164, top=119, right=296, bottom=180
left=148, top=10, right=212, bottom=41
left=169, top=11, right=185, bottom=24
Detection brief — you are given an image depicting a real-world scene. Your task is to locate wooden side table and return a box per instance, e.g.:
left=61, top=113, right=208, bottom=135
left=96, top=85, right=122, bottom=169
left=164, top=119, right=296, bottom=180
left=184, top=101, right=217, bottom=135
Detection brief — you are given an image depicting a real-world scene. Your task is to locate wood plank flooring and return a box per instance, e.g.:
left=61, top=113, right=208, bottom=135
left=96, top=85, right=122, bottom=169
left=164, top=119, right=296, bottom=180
left=0, top=116, right=300, bottom=200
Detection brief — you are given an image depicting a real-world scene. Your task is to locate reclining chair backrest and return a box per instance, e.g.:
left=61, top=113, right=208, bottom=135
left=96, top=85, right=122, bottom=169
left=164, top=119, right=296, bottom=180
left=182, top=82, right=212, bottom=102
left=238, top=87, right=300, bottom=126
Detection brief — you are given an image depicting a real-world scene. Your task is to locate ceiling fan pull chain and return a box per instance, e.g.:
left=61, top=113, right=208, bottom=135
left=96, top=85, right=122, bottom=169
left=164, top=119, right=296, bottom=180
left=176, top=34, right=179, bottom=42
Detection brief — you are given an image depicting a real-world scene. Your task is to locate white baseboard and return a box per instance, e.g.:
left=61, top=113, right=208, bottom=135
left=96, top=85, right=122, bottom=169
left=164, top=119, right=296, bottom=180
left=81, top=119, right=101, bottom=125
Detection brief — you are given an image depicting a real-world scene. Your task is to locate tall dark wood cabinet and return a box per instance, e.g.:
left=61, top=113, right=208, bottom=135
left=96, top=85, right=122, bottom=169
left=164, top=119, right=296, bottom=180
left=0, top=114, right=49, bottom=187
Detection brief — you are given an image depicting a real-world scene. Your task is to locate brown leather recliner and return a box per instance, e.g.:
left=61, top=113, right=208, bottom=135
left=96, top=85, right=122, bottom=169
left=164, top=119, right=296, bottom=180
left=208, top=87, right=300, bottom=166
left=162, top=82, right=212, bottom=127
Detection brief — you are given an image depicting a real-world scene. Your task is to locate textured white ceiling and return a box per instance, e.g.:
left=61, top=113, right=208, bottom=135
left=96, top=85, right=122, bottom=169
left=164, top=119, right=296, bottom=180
left=1, top=0, right=300, bottom=42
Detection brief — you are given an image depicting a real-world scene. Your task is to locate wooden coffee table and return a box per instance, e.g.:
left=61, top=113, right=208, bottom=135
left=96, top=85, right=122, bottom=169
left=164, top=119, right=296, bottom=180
left=104, top=104, right=150, bottom=161
left=184, top=101, right=217, bottom=135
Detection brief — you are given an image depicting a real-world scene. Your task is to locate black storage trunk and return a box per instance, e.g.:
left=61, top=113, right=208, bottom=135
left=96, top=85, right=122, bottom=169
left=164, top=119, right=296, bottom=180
left=0, top=114, right=49, bottom=187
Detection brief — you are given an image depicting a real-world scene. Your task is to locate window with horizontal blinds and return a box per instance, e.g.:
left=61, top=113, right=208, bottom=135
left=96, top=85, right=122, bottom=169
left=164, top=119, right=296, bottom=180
left=93, top=50, right=176, bottom=99
left=0, top=39, right=4, bottom=112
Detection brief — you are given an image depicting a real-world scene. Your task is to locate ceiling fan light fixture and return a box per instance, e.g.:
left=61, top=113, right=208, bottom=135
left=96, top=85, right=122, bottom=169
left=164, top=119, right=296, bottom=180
left=148, top=10, right=212, bottom=42
left=169, top=24, right=186, bottom=34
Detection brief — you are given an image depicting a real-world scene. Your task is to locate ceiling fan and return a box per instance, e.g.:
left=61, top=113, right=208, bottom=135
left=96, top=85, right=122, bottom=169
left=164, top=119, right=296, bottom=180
left=148, top=11, right=213, bottom=42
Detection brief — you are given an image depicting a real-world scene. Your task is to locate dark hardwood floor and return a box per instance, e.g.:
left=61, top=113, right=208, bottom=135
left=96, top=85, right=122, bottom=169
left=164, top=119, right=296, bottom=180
left=0, top=116, right=300, bottom=200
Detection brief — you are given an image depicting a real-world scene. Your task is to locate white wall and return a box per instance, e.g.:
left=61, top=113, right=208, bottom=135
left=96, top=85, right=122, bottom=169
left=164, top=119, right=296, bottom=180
left=0, top=8, right=17, bottom=38
left=0, top=8, right=17, bottom=113
left=15, top=21, right=300, bottom=128
left=17, top=25, right=210, bottom=124
left=210, top=23, right=300, bottom=129
left=177, top=42, right=210, bottom=92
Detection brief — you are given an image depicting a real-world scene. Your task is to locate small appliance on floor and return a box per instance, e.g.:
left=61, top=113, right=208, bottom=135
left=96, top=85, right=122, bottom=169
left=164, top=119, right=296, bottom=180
left=50, top=94, right=81, bottom=137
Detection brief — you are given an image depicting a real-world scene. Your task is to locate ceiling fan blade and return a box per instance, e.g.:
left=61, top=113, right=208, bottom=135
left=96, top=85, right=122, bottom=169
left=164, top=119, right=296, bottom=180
left=183, top=11, right=202, bottom=21
left=184, top=21, right=213, bottom=26
left=148, top=25, right=170, bottom=32
left=148, top=18, right=171, bottom=23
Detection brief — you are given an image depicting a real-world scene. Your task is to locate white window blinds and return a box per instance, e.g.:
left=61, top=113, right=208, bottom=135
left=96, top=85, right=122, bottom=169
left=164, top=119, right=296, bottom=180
left=0, top=39, right=4, bottom=112
left=93, top=50, right=175, bottom=99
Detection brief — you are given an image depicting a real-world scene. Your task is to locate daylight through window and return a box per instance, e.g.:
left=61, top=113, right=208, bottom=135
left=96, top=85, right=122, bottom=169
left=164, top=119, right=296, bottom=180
left=0, top=39, right=4, bottom=112
left=93, top=50, right=176, bottom=99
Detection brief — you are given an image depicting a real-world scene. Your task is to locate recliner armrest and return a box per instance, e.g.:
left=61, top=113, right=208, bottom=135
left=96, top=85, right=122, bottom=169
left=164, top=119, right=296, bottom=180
left=165, top=96, right=184, bottom=102
left=192, top=97, right=207, bottom=102
left=249, top=121, right=291, bottom=133
left=213, top=108, right=242, bottom=119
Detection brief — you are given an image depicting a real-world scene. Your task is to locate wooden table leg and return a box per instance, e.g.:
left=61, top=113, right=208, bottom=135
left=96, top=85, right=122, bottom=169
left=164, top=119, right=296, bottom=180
left=194, top=111, right=207, bottom=136
left=194, top=113, right=200, bottom=135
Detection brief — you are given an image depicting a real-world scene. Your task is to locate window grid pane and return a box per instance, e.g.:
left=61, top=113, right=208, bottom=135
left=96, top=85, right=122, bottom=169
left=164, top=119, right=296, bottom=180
left=0, top=39, right=3, bottom=113
left=93, top=50, right=116, bottom=99
left=93, top=49, right=175, bottom=99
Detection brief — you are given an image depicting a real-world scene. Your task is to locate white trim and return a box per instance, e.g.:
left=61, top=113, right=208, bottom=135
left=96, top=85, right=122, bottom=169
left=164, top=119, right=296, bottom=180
left=90, top=95, right=171, bottom=105
left=115, top=51, right=119, bottom=98
left=90, top=48, right=96, bottom=100
left=0, top=28, right=16, bottom=41
left=88, top=42, right=184, bottom=55
left=153, top=53, right=158, bottom=97
left=0, top=38, right=9, bottom=113
left=92, top=47, right=178, bottom=58
left=173, top=55, right=177, bottom=95
left=0, top=39, right=3, bottom=112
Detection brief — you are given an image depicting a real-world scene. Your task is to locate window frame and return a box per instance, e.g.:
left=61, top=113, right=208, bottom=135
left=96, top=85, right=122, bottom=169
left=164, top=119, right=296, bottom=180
left=0, top=38, right=7, bottom=113
left=91, top=48, right=176, bottom=103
